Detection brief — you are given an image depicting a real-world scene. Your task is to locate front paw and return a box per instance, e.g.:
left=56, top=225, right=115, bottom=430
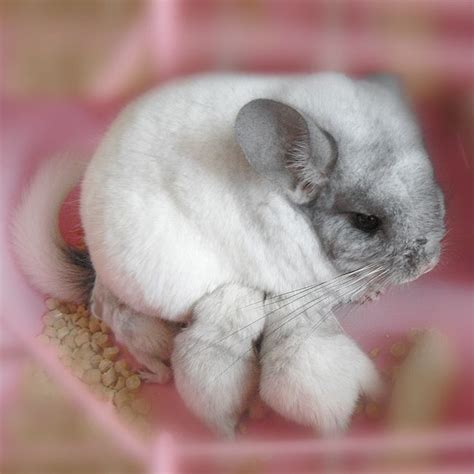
left=171, top=283, right=265, bottom=437
left=260, top=332, right=381, bottom=435
left=171, top=328, right=259, bottom=437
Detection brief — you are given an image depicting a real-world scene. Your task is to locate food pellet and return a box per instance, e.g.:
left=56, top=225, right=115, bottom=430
left=100, top=322, right=109, bottom=333
left=43, top=311, right=58, bottom=325
left=39, top=297, right=152, bottom=432
left=58, top=303, right=71, bottom=314
left=76, top=327, right=88, bottom=337
left=99, top=359, right=113, bottom=372
left=78, top=343, right=94, bottom=357
left=115, top=360, right=128, bottom=375
left=103, top=347, right=120, bottom=361
left=390, top=342, right=408, bottom=358
left=45, top=298, right=58, bottom=310
left=63, top=334, right=76, bottom=349
left=72, top=313, right=82, bottom=324
left=80, top=358, right=92, bottom=371
left=50, top=310, right=62, bottom=323
left=74, top=332, right=90, bottom=347
left=47, top=308, right=62, bottom=317
left=52, top=318, right=66, bottom=330
left=115, top=376, right=125, bottom=391
left=126, top=375, right=141, bottom=391
left=369, top=347, right=381, bottom=359
left=83, top=369, right=102, bottom=385
left=92, top=333, right=109, bottom=348
left=102, top=368, right=118, bottom=387
left=90, top=342, right=101, bottom=353
left=90, top=354, right=102, bottom=368
left=88, top=318, right=101, bottom=333
left=77, top=317, right=89, bottom=329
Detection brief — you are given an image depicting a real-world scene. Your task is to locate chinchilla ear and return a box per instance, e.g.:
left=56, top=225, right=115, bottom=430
left=235, top=99, right=337, bottom=203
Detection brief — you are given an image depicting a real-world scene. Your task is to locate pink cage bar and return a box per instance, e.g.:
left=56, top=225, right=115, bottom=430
left=1, top=1, right=474, bottom=472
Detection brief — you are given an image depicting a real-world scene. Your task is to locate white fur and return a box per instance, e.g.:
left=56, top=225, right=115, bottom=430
left=171, top=284, right=264, bottom=437
left=12, top=155, right=87, bottom=302
left=259, top=296, right=380, bottom=434
left=261, top=331, right=380, bottom=433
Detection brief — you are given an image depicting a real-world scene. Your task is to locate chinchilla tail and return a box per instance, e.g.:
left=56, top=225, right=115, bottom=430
left=11, top=155, right=95, bottom=303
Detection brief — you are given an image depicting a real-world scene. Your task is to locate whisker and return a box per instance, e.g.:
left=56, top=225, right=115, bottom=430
left=262, top=269, right=388, bottom=346
left=172, top=265, right=377, bottom=365
left=260, top=265, right=380, bottom=321
left=211, top=266, right=389, bottom=383
left=277, top=269, right=392, bottom=362
left=176, top=265, right=381, bottom=364
left=242, top=264, right=379, bottom=308
left=302, top=272, right=386, bottom=337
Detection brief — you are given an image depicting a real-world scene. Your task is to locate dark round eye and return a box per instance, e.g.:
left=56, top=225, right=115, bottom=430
left=351, top=213, right=381, bottom=233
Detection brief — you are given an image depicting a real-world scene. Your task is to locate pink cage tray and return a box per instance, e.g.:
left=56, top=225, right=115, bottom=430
left=1, top=97, right=473, bottom=473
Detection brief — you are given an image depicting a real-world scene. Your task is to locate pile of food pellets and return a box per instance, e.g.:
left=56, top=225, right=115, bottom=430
left=356, top=330, right=420, bottom=421
left=38, top=294, right=453, bottom=434
left=38, top=298, right=151, bottom=433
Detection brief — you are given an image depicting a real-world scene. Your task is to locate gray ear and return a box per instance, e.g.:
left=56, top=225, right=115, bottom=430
left=235, top=99, right=336, bottom=203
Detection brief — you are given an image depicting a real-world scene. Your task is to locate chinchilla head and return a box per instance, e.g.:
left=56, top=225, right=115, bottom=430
left=235, top=75, right=445, bottom=289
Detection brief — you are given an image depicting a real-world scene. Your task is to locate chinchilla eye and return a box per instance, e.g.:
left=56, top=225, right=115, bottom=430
left=351, top=213, right=381, bottom=233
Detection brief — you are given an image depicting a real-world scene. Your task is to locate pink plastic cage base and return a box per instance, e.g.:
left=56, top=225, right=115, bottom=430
left=2, top=1, right=474, bottom=473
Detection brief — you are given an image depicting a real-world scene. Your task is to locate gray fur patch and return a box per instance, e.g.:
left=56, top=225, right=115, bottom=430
left=235, top=98, right=337, bottom=202
left=61, top=246, right=95, bottom=301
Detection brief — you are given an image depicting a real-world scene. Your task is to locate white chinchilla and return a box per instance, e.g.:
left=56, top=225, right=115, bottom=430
left=12, top=72, right=445, bottom=436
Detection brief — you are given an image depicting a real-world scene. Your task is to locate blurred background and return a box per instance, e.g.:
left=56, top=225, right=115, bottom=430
left=1, top=1, right=473, bottom=473
left=2, top=0, right=473, bottom=104
left=1, top=0, right=473, bottom=170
